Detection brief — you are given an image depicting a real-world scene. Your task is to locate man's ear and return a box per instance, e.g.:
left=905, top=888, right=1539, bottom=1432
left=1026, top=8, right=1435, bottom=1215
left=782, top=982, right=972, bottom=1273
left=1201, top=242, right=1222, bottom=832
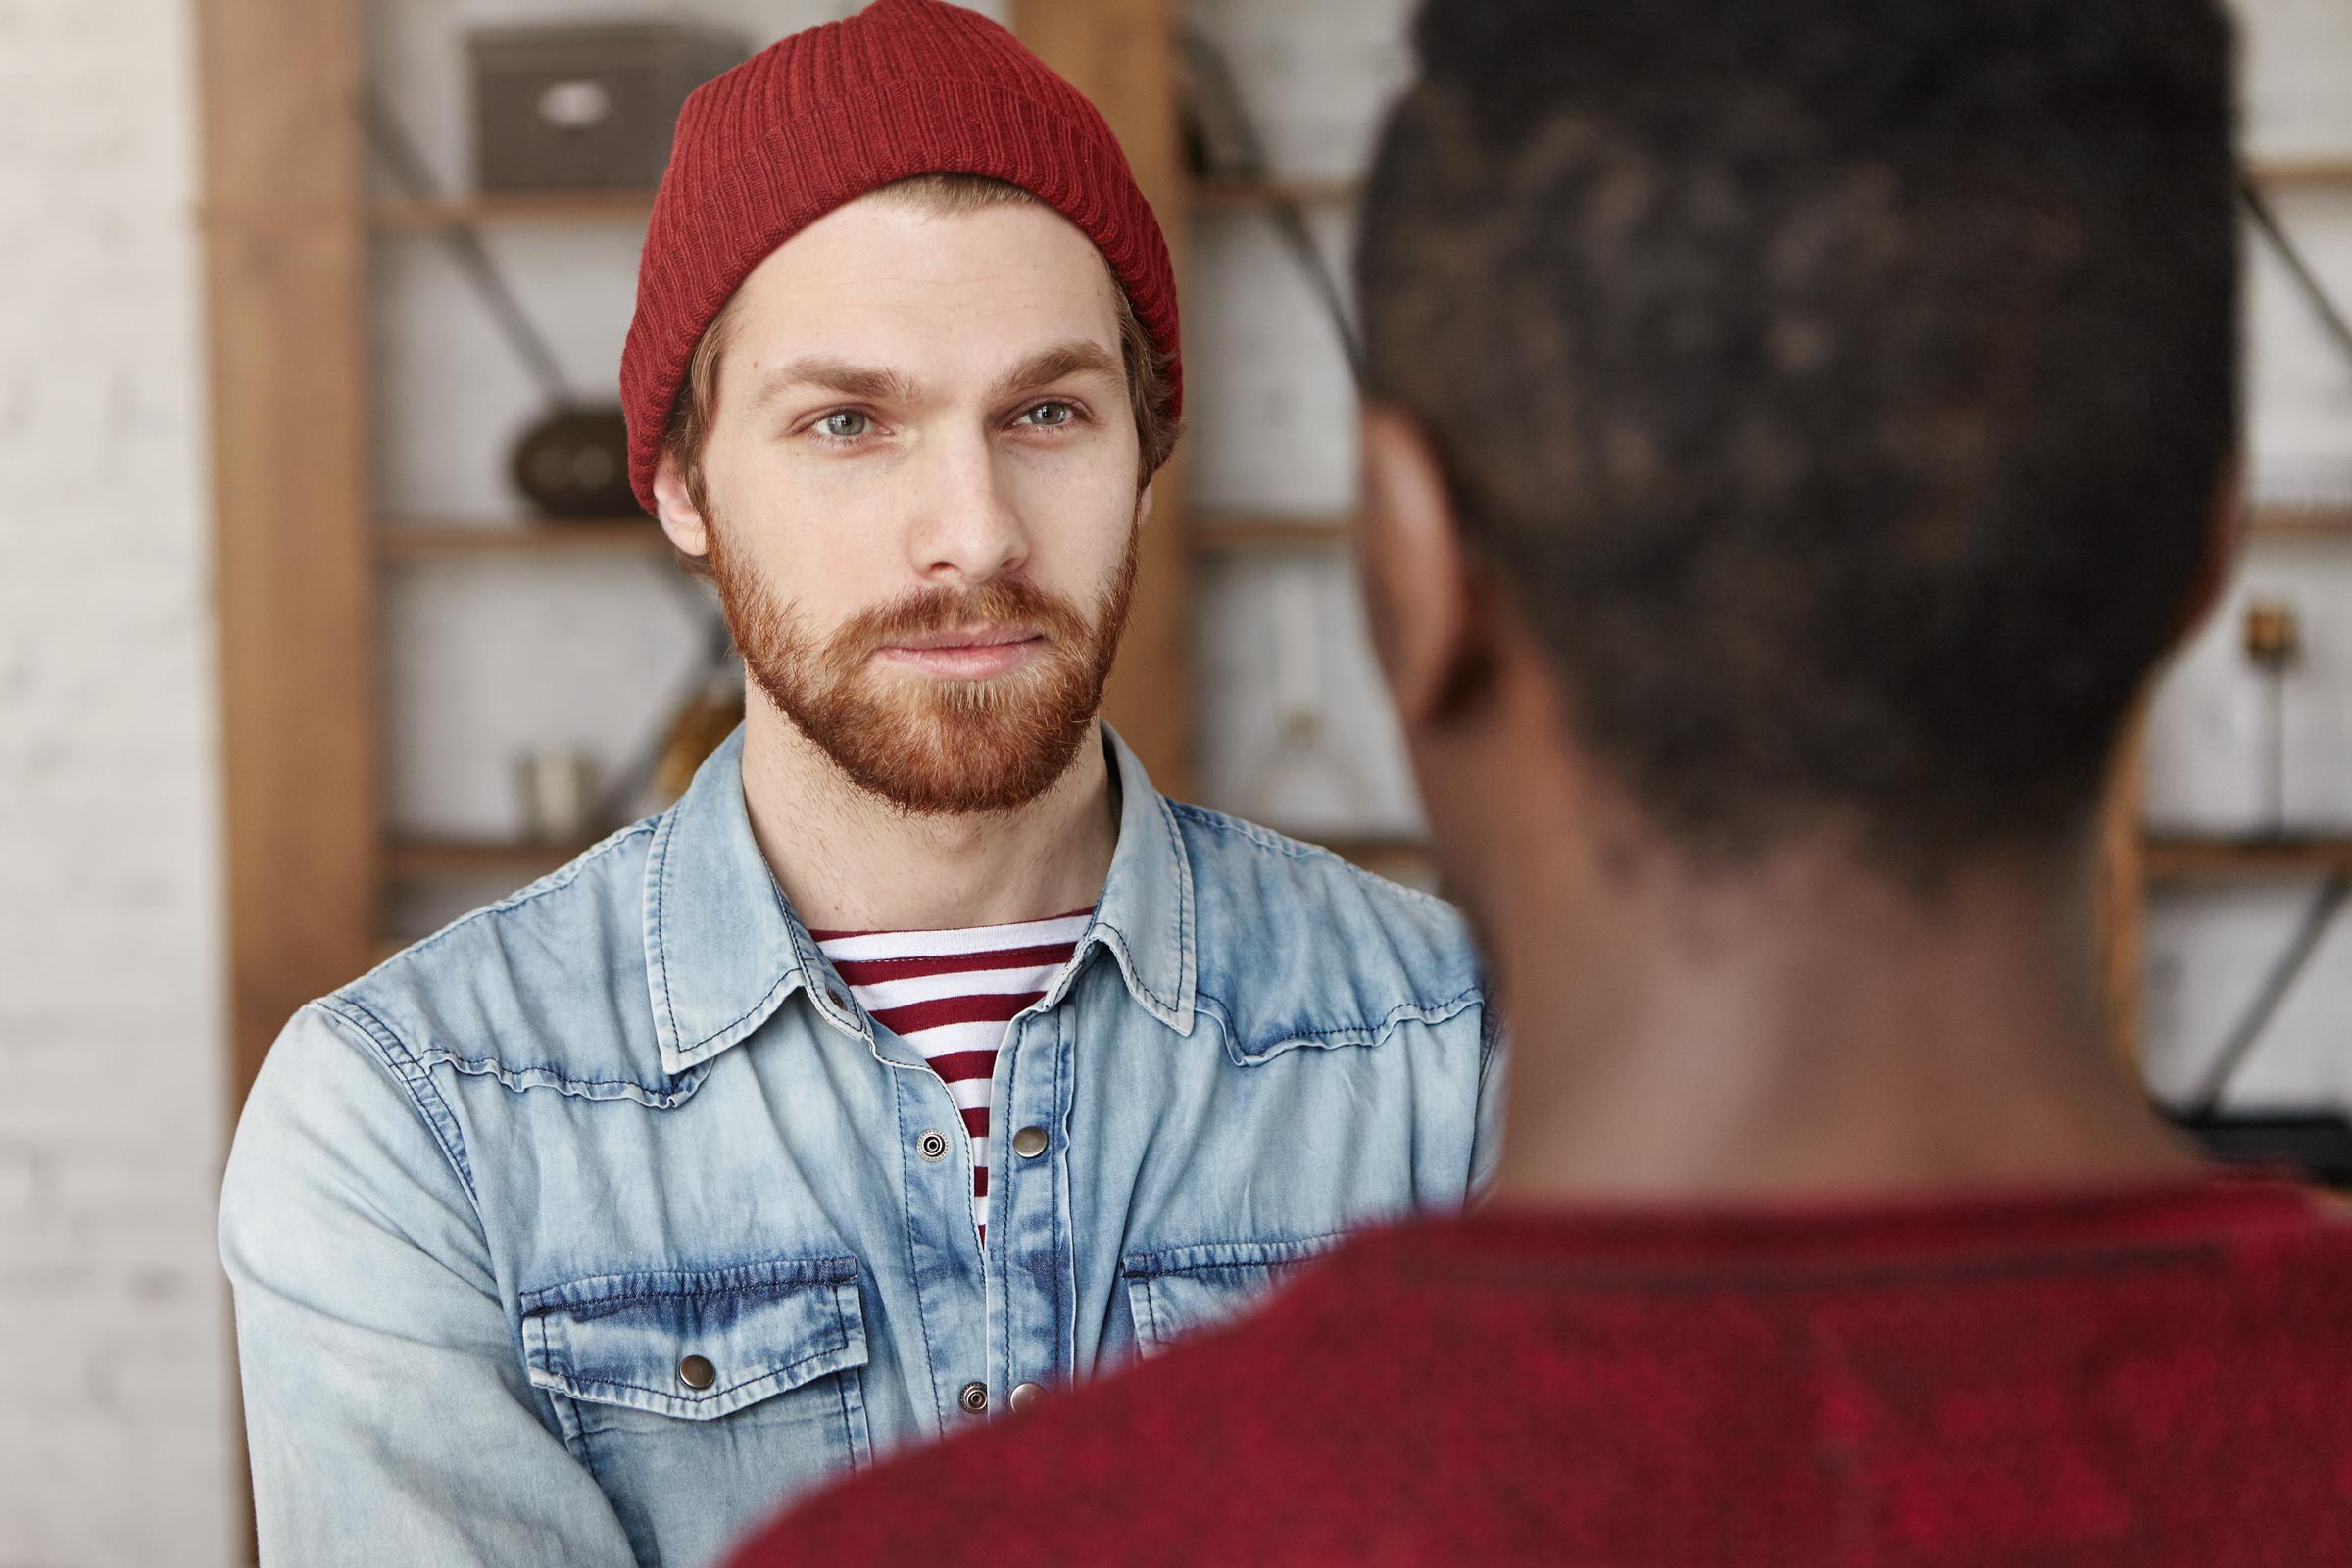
left=1357, top=404, right=1483, bottom=729
left=652, top=449, right=712, bottom=561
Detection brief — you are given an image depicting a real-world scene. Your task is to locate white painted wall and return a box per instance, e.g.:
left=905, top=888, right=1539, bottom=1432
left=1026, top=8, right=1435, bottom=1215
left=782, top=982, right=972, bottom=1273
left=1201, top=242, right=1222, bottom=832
left=0, top=2, right=236, bottom=1564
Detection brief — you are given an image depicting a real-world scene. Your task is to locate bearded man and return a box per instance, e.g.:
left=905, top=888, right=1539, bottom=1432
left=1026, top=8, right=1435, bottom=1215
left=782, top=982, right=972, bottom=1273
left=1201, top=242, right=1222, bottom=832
left=217, top=4, right=1494, bottom=1565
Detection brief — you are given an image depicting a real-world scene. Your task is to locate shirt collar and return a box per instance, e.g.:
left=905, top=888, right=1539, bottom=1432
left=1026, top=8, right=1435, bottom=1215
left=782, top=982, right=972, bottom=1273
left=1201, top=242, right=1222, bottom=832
left=643, top=721, right=1197, bottom=1076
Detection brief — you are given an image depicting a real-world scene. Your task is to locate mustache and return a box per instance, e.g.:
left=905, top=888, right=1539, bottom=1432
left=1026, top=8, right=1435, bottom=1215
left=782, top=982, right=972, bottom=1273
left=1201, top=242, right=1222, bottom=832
left=828, top=576, right=1093, bottom=662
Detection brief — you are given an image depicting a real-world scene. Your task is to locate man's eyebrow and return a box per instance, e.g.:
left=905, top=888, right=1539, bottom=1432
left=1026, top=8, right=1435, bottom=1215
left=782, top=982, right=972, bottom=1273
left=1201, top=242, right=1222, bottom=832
left=748, top=358, right=920, bottom=410
left=988, top=340, right=1123, bottom=401
left=743, top=342, right=1120, bottom=413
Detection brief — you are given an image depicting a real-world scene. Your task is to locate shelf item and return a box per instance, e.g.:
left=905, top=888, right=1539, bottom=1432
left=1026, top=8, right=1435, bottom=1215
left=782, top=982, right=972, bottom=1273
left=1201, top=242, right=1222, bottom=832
left=1193, top=512, right=1352, bottom=551
left=2143, top=835, right=2352, bottom=880
left=379, top=518, right=672, bottom=558
left=470, top=23, right=747, bottom=196
left=369, top=190, right=658, bottom=233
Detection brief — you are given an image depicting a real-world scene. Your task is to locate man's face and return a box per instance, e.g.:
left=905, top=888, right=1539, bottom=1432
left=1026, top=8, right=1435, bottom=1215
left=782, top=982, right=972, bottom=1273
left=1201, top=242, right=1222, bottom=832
left=670, top=193, right=1149, bottom=814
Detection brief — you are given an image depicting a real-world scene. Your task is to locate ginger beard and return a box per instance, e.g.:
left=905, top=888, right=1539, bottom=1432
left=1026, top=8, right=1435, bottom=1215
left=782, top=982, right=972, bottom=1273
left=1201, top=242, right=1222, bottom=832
left=707, top=514, right=1141, bottom=814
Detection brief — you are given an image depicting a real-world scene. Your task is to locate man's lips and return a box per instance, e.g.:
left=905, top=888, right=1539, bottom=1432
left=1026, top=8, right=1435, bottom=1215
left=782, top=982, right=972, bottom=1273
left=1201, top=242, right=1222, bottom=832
left=873, top=625, right=1045, bottom=678
left=883, top=625, right=1041, bottom=652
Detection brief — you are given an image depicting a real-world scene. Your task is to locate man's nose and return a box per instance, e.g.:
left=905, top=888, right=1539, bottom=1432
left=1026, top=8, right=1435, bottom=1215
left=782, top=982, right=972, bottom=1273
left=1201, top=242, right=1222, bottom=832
left=906, top=424, right=1030, bottom=586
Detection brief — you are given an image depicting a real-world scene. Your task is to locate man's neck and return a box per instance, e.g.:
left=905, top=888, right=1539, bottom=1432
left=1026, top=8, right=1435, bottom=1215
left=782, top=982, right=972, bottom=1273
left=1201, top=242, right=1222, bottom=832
left=1464, top=787, right=2202, bottom=1205
left=737, top=688, right=1120, bottom=935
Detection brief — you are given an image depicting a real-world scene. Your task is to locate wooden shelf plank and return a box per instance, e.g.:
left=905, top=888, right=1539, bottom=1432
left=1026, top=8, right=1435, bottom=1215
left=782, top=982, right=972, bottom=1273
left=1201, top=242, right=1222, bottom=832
left=2144, top=835, right=2352, bottom=880
left=1193, top=512, right=1352, bottom=551
left=1190, top=176, right=1361, bottom=211
left=370, top=190, right=657, bottom=232
left=2248, top=158, right=2352, bottom=190
left=386, top=838, right=598, bottom=881
left=354, top=162, right=2345, bottom=232
left=2248, top=505, right=2352, bottom=539
left=379, top=518, right=672, bottom=558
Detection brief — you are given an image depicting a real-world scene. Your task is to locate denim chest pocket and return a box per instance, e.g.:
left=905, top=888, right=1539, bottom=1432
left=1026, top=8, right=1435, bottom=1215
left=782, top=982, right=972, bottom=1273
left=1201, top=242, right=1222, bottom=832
left=1120, top=1235, right=1340, bottom=1358
left=520, top=1256, right=872, bottom=1563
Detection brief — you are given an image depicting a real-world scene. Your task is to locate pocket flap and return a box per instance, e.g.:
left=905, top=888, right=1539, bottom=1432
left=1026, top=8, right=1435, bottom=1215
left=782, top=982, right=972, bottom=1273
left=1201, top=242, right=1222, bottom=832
left=1121, top=1235, right=1340, bottom=1356
left=520, top=1256, right=867, bottom=1421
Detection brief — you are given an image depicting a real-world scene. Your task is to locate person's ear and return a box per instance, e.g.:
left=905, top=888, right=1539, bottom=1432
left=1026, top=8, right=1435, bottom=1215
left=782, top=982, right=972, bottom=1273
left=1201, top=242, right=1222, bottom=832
left=652, top=450, right=711, bottom=561
left=1357, top=404, right=1486, bottom=728
left=2172, top=456, right=2245, bottom=646
left=1133, top=477, right=1154, bottom=531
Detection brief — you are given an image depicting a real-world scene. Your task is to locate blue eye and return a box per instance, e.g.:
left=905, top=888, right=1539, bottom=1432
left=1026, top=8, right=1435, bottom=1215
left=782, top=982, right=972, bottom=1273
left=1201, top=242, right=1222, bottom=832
left=1023, top=401, right=1076, bottom=428
left=817, top=411, right=869, bottom=439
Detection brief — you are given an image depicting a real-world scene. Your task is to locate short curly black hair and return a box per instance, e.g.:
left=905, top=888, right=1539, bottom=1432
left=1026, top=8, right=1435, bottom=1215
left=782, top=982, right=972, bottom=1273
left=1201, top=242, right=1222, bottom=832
left=1358, top=0, right=2240, bottom=877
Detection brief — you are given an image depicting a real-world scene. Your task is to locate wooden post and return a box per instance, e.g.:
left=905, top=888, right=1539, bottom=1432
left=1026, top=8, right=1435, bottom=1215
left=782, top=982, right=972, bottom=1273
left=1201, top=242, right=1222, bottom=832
left=1013, top=0, right=1196, bottom=798
left=196, top=0, right=378, bottom=1113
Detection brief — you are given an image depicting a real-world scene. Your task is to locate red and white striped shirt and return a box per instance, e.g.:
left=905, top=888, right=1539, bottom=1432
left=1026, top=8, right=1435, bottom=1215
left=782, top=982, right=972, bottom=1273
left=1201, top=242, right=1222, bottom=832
left=810, top=908, right=1092, bottom=1241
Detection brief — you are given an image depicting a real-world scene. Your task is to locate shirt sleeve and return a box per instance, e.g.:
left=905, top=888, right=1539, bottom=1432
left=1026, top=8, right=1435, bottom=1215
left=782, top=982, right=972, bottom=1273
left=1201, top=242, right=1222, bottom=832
left=219, top=1002, right=639, bottom=1567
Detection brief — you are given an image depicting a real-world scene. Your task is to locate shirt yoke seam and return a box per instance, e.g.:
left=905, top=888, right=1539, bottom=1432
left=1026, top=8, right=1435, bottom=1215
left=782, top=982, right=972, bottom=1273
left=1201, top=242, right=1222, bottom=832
left=383, top=819, right=659, bottom=974
left=1194, top=983, right=1483, bottom=1055
left=312, top=996, right=485, bottom=1209
left=1166, top=802, right=1455, bottom=916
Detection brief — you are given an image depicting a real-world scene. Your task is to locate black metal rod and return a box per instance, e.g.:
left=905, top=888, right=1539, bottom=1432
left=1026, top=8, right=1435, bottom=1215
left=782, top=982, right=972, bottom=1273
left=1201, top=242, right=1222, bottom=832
left=2241, top=174, right=2352, bottom=374
left=2178, top=872, right=2351, bottom=1117
left=362, top=86, right=580, bottom=410
left=1179, top=28, right=1366, bottom=385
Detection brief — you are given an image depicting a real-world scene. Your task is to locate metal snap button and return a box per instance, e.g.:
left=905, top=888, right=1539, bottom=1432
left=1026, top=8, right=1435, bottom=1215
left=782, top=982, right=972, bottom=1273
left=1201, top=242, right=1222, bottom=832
left=678, top=1354, right=716, bottom=1391
left=1010, top=1125, right=1049, bottom=1159
left=825, top=986, right=852, bottom=1013
left=919, top=1129, right=950, bottom=1162
left=1009, top=1381, right=1045, bottom=1412
left=957, top=1381, right=989, bottom=1415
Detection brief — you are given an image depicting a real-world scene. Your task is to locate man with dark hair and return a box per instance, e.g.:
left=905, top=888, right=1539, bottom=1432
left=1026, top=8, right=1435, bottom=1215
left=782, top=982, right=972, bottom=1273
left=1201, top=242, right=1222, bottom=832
left=731, top=1, right=2352, bottom=1560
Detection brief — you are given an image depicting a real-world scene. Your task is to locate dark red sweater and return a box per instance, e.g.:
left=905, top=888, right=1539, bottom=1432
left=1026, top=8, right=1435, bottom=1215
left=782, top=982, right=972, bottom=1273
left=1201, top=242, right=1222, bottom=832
left=735, top=1179, right=2352, bottom=1566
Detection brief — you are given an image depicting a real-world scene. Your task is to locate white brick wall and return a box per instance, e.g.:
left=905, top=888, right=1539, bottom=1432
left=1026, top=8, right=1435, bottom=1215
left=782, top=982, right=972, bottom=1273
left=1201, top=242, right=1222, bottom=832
left=0, top=1, right=235, bottom=1564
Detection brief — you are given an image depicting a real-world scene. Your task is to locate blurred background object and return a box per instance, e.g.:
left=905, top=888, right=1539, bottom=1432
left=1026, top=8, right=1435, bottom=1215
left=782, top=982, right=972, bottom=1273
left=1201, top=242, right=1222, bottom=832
left=469, top=21, right=746, bottom=192
left=3, top=0, right=2350, bottom=1562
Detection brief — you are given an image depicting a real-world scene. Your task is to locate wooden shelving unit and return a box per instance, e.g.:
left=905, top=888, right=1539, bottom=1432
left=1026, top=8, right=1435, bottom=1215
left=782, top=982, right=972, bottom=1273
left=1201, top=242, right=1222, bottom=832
left=220, top=0, right=2346, bottom=1090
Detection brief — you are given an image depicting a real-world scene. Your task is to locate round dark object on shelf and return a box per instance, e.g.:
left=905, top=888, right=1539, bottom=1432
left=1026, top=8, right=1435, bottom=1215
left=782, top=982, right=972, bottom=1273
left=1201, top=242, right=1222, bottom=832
left=512, top=404, right=639, bottom=519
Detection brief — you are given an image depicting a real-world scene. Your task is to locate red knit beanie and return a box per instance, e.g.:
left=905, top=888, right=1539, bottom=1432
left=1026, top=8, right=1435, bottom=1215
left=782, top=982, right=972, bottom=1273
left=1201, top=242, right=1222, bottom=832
left=620, top=0, right=1184, bottom=514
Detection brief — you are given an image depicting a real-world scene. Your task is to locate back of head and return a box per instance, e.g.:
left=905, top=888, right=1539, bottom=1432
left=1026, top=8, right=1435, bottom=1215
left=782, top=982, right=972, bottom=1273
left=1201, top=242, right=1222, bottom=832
left=1357, top=0, right=2239, bottom=878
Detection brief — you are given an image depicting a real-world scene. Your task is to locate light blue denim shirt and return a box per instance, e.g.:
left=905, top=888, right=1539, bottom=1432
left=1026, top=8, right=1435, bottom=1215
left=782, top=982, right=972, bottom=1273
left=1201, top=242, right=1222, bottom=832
left=220, top=723, right=1499, bottom=1568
